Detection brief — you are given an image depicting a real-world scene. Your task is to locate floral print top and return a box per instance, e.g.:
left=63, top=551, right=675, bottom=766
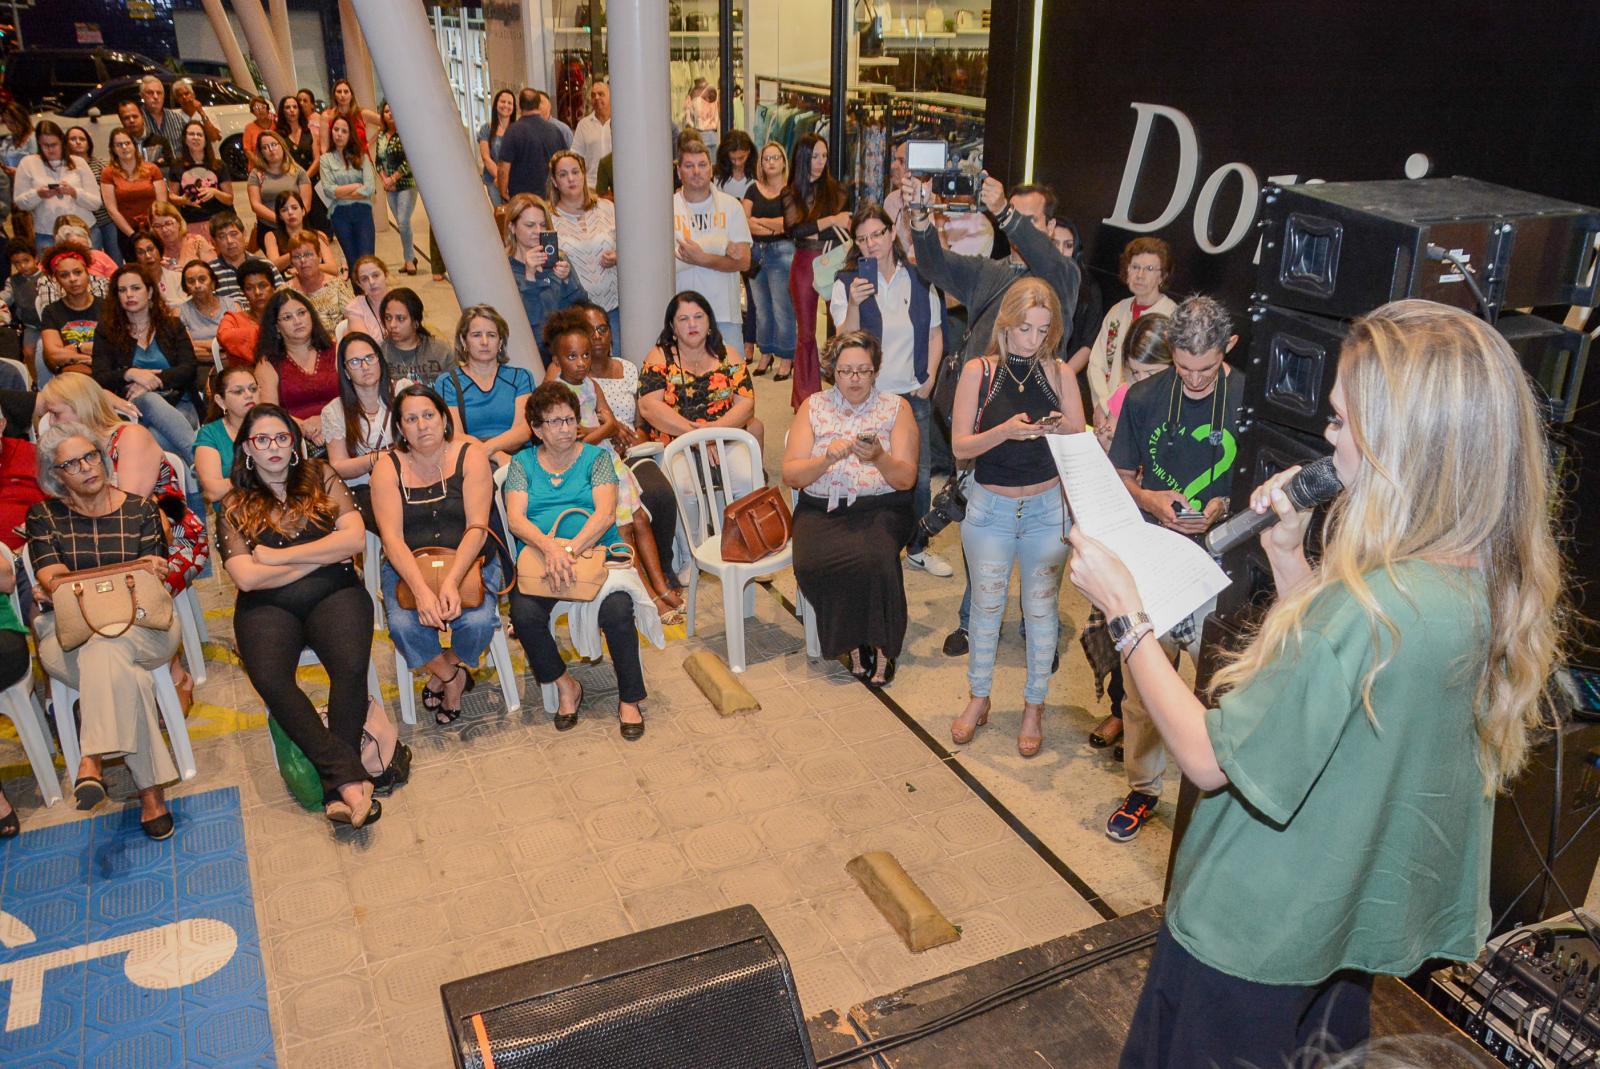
left=638, top=349, right=754, bottom=444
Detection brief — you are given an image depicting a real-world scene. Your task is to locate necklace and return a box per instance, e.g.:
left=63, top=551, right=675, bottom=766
left=1001, top=355, right=1032, bottom=393
left=540, top=446, right=581, bottom=487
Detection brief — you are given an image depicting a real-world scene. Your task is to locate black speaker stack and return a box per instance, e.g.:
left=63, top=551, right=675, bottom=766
left=1214, top=175, right=1599, bottom=625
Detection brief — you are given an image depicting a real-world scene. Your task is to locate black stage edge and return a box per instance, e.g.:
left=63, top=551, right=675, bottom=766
left=804, top=907, right=1484, bottom=1068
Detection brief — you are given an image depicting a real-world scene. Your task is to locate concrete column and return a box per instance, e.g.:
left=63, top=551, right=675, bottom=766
left=522, top=0, right=552, bottom=100
left=337, top=0, right=387, bottom=235
left=349, top=0, right=542, bottom=378
left=231, top=0, right=295, bottom=103
left=268, top=0, right=297, bottom=87
left=199, top=0, right=257, bottom=94
left=609, top=0, right=675, bottom=364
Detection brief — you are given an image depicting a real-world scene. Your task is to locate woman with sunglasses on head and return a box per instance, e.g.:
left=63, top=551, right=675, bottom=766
left=317, top=115, right=376, bottom=268
left=255, top=288, right=340, bottom=451
left=100, top=127, right=168, bottom=263
left=324, top=331, right=405, bottom=528
left=371, top=385, right=505, bottom=726
left=167, top=120, right=232, bottom=241
left=195, top=361, right=257, bottom=512
left=1073, top=301, right=1565, bottom=1067
left=27, top=421, right=180, bottom=839
left=220, top=404, right=386, bottom=828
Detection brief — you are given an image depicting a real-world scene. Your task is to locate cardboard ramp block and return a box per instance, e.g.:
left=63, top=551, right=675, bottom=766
left=683, top=650, right=760, bottom=716
left=846, top=851, right=960, bottom=952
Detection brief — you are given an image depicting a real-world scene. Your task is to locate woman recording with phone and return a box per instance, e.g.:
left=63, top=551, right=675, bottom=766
left=1068, top=301, right=1564, bottom=1065
left=947, top=278, right=1082, bottom=758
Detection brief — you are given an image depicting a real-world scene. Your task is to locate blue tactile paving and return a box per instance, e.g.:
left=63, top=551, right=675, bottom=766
left=0, top=787, right=276, bottom=1068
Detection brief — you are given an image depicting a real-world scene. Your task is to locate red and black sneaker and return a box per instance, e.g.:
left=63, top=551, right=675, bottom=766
left=1105, top=790, right=1159, bottom=843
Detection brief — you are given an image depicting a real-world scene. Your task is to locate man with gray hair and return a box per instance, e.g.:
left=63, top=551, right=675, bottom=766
left=1102, top=293, right=1243, bottom=843
left=137, top=75, right=186, bottom=161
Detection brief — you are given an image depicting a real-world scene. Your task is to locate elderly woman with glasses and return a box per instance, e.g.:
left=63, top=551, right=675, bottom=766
left=26, top=421, right=181, bottom=839
left=1084, top=235, right=1176, bottom=424
left=371, top=384, right=505, bottom=726
left=781, top=331, right=919, bottom=688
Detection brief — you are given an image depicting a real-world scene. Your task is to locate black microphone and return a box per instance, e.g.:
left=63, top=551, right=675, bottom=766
left=1202, top=457, right=1343, bottom=557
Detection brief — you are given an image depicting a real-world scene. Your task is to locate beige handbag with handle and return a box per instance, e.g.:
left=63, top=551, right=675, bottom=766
left=51, top=560, right=174, bottom=651
left=515, top=508, right=635, bottom=601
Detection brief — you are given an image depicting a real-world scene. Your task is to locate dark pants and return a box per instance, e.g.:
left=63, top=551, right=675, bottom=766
left=235, top=572, right=373, bottom=802
left=627, top=456, right=679, bottom=580
left=1120, top=923, right=1374, bottom=1069
left=508, top=589, right=647, bottom=704
left=0, top=628, right=28, bottom=691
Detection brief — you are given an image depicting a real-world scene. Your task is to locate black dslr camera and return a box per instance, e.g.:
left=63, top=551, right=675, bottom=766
left=918, top=476, right=968, bottom=540
left=907, top=139, right=978, bottom=210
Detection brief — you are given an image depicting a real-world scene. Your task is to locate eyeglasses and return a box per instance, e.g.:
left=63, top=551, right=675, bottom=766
left=247, top=431, right=294, bottom=450
left=540, top=416, right=578, bottom=428
left=1127, top=264, right=1164, bottom=276
left=835, top=366, right=875, bottom=379
left=856, top=228, right=890, bottom=243
left=344, top=354, right=378, bottom=369
left=53, top=449, right=103, bottom=474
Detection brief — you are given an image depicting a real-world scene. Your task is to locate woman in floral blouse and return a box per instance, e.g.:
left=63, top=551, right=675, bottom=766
left=373, top=102, right=418, bottom=276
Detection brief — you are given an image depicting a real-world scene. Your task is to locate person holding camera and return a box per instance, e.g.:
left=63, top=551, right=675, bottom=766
left=901, top=171, right=1080, bottom=655
left=948, top=279, right=1080, bottom=757
left=1102, top=295, right=1243, bottom=843
left=782, top=331, right=919, bottom=688
left=830, top=206, right=949, bottom=578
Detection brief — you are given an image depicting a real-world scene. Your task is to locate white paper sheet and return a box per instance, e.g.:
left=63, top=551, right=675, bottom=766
left=1049, top=432, right=1231, bottom=637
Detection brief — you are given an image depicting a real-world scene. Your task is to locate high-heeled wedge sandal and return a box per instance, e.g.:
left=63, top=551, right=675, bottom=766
left=951, top=699, right=989, bottom=745
left=1017, top=703, right=1046, bottom=759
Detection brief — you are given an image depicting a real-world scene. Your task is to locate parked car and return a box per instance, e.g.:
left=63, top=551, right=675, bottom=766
left=4, top=48, right=166, bottom=111
left=32, top=73, right=256, bottom=179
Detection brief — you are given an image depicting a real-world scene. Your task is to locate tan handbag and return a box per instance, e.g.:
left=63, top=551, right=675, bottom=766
left=515, top=508, right=635, bottom=601
left=394, top=524, right=512, bottom=610
left=720, top=486, right=793, bottom=564
left=51, top=561, right=174, bottom=651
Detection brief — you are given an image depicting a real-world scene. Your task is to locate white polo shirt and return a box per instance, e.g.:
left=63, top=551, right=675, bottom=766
left=830, top=262, right=944, bottom=397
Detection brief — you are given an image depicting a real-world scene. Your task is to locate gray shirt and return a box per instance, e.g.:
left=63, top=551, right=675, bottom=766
left=382, top=335, right=456, bottom=383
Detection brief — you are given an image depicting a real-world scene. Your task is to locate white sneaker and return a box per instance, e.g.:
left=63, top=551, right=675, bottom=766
left=907, top=549, right=955, bottom=577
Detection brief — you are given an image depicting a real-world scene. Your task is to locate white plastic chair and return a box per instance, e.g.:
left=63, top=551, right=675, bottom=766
left=0, top=545, right=61, bottom=806
left=210, top=337, right=222, bottom=372
left=22, top=546, right=197, bottom=784
left=162, top=451, right=209, bottom=685
left=0, top=355, right=31, bottom=390
left=661, top=427, right=788, bottom=672
left=777, top=431, right=824, bottom=660
left=364, top=529, right=385, bottom=629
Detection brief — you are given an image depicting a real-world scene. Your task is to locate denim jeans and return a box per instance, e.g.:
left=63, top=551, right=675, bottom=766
left=607, top=306, right=621, bottom=357
left=135, top=392, right=199, bottom=466
left=748, top=240, right=796, bottom=359
left=329, top=201, right=376, bottom=266
left=91, top=218, right=122, bottom=263
left=900, top=392, right=934, bottom=522
left=717, top=319, right=744, bottom=354
left=386, top=187, right=418, bottom=264
left=380, top=556, right=505, bottom=669
left=960, top=483, right=1070, bottom=703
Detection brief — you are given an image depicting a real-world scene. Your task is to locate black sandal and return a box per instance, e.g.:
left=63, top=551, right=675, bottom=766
left=0, top=785, right=17, bottom=838
left=421, top=675, right=448, bottom=723
left=438, top=665, right=475, bottom=724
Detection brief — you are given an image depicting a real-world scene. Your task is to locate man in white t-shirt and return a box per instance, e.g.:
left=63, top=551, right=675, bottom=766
left=571, top=82, right=612, bottom=186
left=672, top=141, right=752, bottom=352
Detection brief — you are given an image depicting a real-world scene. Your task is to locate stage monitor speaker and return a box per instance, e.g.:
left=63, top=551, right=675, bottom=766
left=1490, top=720, right=1600, bottom=936
left=1241, top=304, right=1348, bottom=437
left=440, top=905, right=817, bottom=1069
left=1494, top=312, right=1591, bottom=424
left=1257, top=177, right=1600, bottom=319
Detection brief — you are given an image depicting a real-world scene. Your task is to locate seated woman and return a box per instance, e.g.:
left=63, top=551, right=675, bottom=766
left=782, top=331, right=919, bottom=686
left=370, top=384, right=506, bottom=725
left=216, top=260, right=277, bottom=364
left=638, top=291, right=764, bottom=535
left=543, top=308, right=682, bottom=622
left=90, top=263, right=201, bottom=464
left=37, top=245, right=106, bottom=378
left=502, top=193, right=587, bottom=363
left=0, top=546, right=31, bottom=837
left=506, top=381, right=656, bottom=739
left=285, top=232, right=353, bottom=334
left=434, top=305, right=533, bottom=464
left=177, top=258, right=237, bottom=357
left=149, top=201, right=214, bottom=287
left=27, top=421, right=181, bottom=839
left=379, top=287, right=455, bottom=382
left=195, top=361, right=258, bottom=512
left=344, top=255, right=388, bottom=340
left=255, top=288, right=341, bottom=450
left=220, top=404, right=390, bottom=827
left=127, top=229, right=182, bottom=309
left=261, top=190, right=340, bottom=278
left=323, top=331, right=403, bottom=528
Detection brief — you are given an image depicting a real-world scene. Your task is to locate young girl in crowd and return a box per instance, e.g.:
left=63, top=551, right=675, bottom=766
left=323, top=331, right=405, bottom=527
left=195, top=361, right=258, bottom=511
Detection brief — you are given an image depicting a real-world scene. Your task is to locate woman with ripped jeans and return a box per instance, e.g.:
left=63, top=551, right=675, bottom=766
left=946, top=278, right=1083, bottom=757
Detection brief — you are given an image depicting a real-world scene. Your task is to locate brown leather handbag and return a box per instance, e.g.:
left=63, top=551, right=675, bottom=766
left=51, top=560, right=174, bottom=651
left=515, top=507, right=635, bottom=602
left=720, top=486, right=793, bottom=564
left=394, top=524, right=513, bottom=610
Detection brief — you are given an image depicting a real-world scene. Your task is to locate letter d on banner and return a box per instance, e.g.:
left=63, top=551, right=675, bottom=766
left=1104, top=103, right=1199, bottom=233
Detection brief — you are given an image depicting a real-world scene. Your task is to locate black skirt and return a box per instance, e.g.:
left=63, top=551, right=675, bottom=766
left=792, top=490, right=915, bottom=659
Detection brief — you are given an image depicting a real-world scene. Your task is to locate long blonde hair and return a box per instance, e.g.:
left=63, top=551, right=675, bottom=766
left=502, top=193, right=553, bottom=255
left=1211, top=300, right=1563, bottom=793
left=38, top=374, right=121, bottom=436
left=986, top=277, right=1063, bottom=365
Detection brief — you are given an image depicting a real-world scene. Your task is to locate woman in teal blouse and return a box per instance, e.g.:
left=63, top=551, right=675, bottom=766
left=1069, top=300, right=1564, bottom=1066
left=194, top=361, right=257, bottom=512
left=504, top=381, right=648, bottom=739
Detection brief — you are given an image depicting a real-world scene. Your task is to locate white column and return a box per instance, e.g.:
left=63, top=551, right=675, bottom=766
left=199, top=0, right=257, bottom=95
left=268, top=0, right=298, bottom=87
left=337, top=0, right=387, bottom=235
left=609, top=0, right=675, bottom=364
left=522, top=0, right=552, bottom=98
left=349, top=0, right=542, bottom=378
left=231, top=0, right=295, bottom=103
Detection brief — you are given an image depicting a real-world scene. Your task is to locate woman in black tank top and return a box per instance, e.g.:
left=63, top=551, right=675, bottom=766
left=947, top=278, right=1085, bottom=757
